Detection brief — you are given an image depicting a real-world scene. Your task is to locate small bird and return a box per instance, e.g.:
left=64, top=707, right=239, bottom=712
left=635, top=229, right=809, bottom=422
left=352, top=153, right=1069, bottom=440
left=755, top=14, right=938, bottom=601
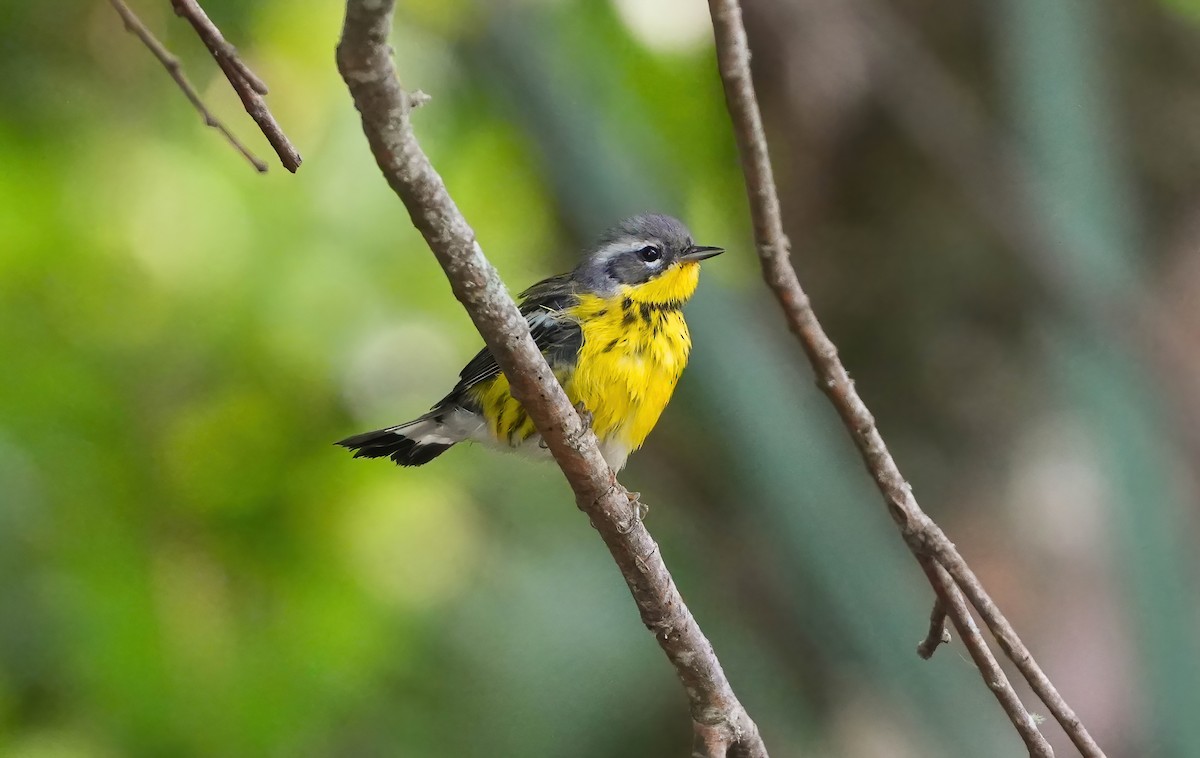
left=337, top=214, right=723, bottom=471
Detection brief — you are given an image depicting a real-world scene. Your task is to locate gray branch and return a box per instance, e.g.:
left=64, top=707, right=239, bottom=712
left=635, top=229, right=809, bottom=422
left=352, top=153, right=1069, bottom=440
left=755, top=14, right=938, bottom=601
left=707, top=0, right=1105, bottom=755
left=921, top=559, right=1053, bottom=756
left=335, top=2, right=767, bottom=755
left=107, top=0, right=267, bottom=172
left=170, top=0, right=302, bottom=172
left=916, top=595, right=950, bottom=660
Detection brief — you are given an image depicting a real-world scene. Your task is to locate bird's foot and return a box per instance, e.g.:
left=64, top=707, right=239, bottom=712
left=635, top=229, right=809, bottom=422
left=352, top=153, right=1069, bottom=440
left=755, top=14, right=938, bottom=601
left=617, top=490, right=649, bottom=533
left=567, top=402, right=597, bottom=452
left=574, top=402, right=594, bottom=432
left=628, top=490, right=649, bottom=520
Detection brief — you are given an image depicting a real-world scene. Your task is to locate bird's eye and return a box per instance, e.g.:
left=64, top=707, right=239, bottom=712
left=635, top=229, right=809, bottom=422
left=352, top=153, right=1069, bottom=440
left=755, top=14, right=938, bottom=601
left=637, top=245, right=662, bottom=263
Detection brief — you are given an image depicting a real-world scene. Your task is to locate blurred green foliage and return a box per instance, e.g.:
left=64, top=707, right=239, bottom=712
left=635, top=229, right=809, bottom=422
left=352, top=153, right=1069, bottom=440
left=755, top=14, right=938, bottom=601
left=1, top=1, right=1198, bottom=756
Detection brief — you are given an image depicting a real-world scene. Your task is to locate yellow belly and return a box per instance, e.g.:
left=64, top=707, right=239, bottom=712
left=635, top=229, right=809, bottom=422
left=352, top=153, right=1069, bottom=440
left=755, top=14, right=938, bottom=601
left=472, top=262, right=700, bottom=463
left=563, top=293, right=691, bottom=454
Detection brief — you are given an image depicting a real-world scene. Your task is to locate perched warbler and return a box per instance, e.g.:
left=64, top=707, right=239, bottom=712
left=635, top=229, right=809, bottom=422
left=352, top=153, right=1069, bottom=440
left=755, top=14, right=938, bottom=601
left=337, top=214, right=723, bottom=471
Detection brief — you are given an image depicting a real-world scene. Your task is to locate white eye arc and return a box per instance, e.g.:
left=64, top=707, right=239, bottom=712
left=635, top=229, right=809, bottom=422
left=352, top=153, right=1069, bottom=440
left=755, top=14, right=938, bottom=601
left=636, top=245, right=662, bottom=263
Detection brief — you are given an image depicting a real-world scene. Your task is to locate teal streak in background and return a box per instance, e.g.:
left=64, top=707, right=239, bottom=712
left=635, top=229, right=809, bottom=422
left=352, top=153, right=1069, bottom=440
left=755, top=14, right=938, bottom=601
left=1002, top=0, right=1200, bottom=753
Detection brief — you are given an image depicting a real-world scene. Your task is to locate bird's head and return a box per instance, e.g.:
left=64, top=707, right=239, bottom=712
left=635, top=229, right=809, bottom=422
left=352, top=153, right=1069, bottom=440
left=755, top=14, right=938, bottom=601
left=575, top=214, right=724, bottom=303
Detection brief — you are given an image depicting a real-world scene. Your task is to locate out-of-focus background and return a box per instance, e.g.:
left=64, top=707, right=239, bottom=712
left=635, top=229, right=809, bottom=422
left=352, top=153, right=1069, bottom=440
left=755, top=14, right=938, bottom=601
left=3, top=0, right=1200, bottom=755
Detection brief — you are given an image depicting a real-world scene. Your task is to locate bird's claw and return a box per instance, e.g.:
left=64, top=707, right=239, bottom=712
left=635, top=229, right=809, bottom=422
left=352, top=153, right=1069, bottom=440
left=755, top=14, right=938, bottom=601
left=574, top=402, right=594, bottom=431
left=616, top=490, right=649, bottom=533
left=628, top=490, right=649, bottom=520
left=567, top=402, right=596, bottom=451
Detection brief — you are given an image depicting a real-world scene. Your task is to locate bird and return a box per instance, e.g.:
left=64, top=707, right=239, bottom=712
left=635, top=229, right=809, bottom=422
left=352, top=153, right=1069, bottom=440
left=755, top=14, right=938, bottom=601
left=336, top=214, right=724, bottom=472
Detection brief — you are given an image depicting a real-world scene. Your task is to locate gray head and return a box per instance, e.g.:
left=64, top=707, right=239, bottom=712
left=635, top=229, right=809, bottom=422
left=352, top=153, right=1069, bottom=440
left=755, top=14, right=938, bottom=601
left=573, top=214, right=724, bottom=296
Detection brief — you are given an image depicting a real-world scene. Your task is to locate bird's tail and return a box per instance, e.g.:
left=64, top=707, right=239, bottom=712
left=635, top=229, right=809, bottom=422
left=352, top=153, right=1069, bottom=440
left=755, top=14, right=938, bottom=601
left=336, top=412, right=468, bottom=467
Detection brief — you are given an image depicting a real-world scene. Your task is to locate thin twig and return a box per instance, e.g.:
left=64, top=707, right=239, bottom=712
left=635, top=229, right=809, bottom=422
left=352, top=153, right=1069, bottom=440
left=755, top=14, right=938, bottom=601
left=170, top=0, right=302, bottom=172
left=107, top=0, right=267, bottom=172
left=853, top=8, right=1117, bottom=753
left=335, top=2, right=767, bottom=755
left=916, top=595, right=950, bottom=660
left=847, top=14, right=1187, bottom=749
left=921, top=559, right=1053, bottom=757
left=707, top=0, right=1106, bottom=754
left=933, top=548, right=1102, bottom=757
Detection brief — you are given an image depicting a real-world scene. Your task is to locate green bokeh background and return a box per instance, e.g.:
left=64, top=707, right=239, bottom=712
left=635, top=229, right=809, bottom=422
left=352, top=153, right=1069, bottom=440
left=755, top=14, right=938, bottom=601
left=3, top=1, right=1199, bottom=756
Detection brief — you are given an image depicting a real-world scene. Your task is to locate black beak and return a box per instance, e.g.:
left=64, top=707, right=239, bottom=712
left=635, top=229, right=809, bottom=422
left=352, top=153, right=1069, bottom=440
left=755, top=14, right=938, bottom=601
left=680, top=244, right=725, bottom=262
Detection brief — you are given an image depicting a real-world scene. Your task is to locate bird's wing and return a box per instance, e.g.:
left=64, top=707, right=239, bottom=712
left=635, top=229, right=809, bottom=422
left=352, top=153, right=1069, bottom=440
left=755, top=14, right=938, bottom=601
left=443, top=272, right=582, bottom=402
left=517, top=272, right=576, bottom=303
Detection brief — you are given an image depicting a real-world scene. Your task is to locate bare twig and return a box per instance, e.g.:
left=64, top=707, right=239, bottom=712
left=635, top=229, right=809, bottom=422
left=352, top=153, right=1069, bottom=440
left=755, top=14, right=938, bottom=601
left=170, top=0, right=302, bottom=172
left=921, top=560, right=1053, bottom=757
left=107, top=0, right=267, bottom=172
left=850, top=13, right=1192, bottom=749
left=916, top=595, right=950, bottom=660
left=707, top=0, right=1105, bottom=754
left=934, top=549, right=1103, bottom=757
left=335, top=2, right=766, bottom=755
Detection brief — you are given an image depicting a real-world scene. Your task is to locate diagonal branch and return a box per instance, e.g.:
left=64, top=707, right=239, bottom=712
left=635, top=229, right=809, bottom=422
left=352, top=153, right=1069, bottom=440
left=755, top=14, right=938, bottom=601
left=107, top=0, right=268, bottom=172
left=335, top=2, right=767, bottom=755
left=920, top=559, right=1053, bottom=757
left=170, top=0, right=302, bottom=172
left=933, top=546, right=1101, bottom=757
left=706, top=0, right=1105, bottom=755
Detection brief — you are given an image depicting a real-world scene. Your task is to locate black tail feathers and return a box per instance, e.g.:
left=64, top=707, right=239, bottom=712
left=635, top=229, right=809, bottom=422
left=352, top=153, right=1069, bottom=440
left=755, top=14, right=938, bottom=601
left=335, top=427, right=453, bottom=467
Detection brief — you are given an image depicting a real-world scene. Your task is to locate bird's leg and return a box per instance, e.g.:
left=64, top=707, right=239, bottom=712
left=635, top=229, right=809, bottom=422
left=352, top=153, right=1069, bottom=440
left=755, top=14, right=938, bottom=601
left=542, top=403, right=593, bottom=451
left=628, top=490, right=649, bottom=521
left=567, top=401, right=598, bottom=453
left=573, top=401, right=594, bottom=432
left=617, top=490, right=649, bottom=533
left=569, top=400, right=647, bottom=530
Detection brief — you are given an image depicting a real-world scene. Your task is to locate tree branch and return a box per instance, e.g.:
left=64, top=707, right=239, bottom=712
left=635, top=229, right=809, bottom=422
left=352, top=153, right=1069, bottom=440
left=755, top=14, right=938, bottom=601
left=706, top=0, right=1105, bottom=755
left=934, top=546, right=1102, bottom=756
left=107, top=0, right=268, bottom=172
left=921, top=559, right=1053, bottom=757
left=335, top=2, right=767, bottom=755
left=170, top=0, right=302, bottom=172
left=915, top=595, right=950, bottom=660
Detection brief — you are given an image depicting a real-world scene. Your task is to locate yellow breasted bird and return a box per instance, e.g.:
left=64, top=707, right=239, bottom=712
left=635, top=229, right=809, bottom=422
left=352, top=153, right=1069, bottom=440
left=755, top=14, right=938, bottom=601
left=336, top=214, right=723, bottom=471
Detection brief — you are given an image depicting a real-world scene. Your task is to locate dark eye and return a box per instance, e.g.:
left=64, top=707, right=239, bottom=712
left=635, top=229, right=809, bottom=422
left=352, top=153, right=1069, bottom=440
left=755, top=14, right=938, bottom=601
left=637, top=245, right=662, bottom=263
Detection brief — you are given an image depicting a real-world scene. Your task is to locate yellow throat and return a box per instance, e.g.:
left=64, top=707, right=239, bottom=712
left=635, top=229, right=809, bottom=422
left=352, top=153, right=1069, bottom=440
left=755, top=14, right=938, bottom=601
left=470, top=261, right=701, bottom=470
left=562, top=261, right=700, bottom=463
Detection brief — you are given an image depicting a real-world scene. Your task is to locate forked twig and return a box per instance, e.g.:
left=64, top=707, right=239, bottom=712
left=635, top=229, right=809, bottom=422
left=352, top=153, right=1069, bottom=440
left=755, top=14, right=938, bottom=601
left=921, top=560, right=1053, bottom=757
left=107, top=0, right=267, bottom=172
left=707, top=0, right=1105, bottom=754
left=169, top=0, right=302, bottom=172
left=935, top=548, right=1102, bottom=756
